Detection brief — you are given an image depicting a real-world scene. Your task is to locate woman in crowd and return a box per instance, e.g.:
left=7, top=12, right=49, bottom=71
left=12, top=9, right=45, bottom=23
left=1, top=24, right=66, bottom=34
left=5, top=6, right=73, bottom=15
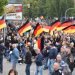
left=8, top=69, right=18, bottom=75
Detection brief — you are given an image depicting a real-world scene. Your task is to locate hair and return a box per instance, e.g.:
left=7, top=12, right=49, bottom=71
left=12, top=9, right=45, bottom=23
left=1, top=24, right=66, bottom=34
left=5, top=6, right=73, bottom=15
left=8, top=69, right=18, bottom=75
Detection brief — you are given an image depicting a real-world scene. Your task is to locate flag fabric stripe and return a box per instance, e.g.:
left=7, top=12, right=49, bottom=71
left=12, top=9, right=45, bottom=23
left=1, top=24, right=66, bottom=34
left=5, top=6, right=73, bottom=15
left=50, top=20, right=61, bottom=31
left=57, top=21, right=73, bottom=31
left=18, top=21, right=32, bottom=36
left=64, top=30, right=75, bottom=34
left=0, top=23, right=6, bottom=29
left=33, top=23, right=43, bottom=37
left=0, top=20, right=6, bottom=25
left=18, top=21, right=29, bottom=33
left=18, top=21, right=29, bottom=31
left=62, top=25, right=74, bottom=30
left=18, top=22, right=30, bottom=33
left=19, top=25, right=32, bottom=36
left=50, top=20, right=60, bottom=26
left=63, top=25, right=75, bottom=34
left=49, top=20, right=61, bottom=35
left=43, top=28, right=49, bottom=32
left=18, top=23, right=31, bottom=33
left=43, top=26, right=51, bottom=32
left=36, top=37, right=44, bottom=51
left=0, top=20, right=6, bottom=29
left=33, top=23, right=40, bottom=35
left=36, top=38, right=41, bottom=51
left=34, top=25, right=41, bottom=36
left=35, top=28, right=43, bottom=37
left=22, top=26, right=32, bottom=34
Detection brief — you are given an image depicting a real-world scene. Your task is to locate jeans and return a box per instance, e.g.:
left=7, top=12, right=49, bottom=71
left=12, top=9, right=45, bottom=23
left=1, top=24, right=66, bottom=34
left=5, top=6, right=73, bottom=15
left=35, top=66, right=43, bottom=75
left=44, top=57, right=48, bottom=69
left=48, top=59, right=55, bottom=75
left=26, top=64, right=31, bottom=75
left=0, top=57, right=3, bottom=73
left=12, top=62, right=17, bottom=70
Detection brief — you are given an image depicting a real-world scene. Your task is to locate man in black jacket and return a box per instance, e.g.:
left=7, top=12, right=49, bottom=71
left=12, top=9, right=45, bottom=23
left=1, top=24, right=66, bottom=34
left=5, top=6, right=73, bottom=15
left=52, top=62, right=63, bottom=75
left=25, top=47, right=32, bottom=75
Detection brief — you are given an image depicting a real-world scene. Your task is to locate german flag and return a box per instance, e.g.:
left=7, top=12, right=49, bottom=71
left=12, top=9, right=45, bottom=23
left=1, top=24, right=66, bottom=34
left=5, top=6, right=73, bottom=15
left=18, top=21, right=32, bottom=36
left=36, top=38, right=41, bottom=51
left=63, top=25, right=75, bottom=34
left=0, top=20, right=6, bottom=29
left=36, top=37, right=44, bottom=51
left=49, top=20, right=61, bottom=35
left=33, top=23, right=43, bottom=37
left=43, top=26, right=51, bottom=32
left=57, top=20, right=73, bottom=31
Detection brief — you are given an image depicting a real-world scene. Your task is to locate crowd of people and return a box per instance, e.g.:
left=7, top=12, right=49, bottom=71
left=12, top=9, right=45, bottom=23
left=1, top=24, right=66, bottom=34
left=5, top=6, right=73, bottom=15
left=0, top=18, right=75, bottom=75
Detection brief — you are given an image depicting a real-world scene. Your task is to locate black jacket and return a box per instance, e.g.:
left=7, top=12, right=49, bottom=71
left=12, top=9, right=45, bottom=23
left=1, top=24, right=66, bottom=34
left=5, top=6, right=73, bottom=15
left=48, top=47, right=58, bottom=59
left=52, top=70, right=62, bottom=75
left=35, top=53, right=43, bottom=66
left=25, top=51, right=32, bottom=64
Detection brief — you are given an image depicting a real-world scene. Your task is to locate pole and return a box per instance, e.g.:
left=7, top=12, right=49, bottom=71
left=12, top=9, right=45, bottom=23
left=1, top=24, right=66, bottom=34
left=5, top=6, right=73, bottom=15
left=4, top=27, right=6, bottom=45
left=3, top=14, right=6, bottom=45
left=65, top=8, right=75, bottom=20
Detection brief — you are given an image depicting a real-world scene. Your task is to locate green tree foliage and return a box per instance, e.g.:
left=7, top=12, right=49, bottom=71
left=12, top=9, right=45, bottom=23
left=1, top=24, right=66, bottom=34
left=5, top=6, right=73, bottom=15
left=23, top=0, right=74, bottom=18
left=0, top=0, right=8, bottom=16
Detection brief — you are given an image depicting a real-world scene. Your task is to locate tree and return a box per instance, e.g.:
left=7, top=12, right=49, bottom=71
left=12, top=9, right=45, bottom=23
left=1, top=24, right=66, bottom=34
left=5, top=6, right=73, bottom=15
left=0, top=0, right=8, bottom=16
left=45, top=0, right=74, bottom=18
left=23, top=0, right=74, bottom=18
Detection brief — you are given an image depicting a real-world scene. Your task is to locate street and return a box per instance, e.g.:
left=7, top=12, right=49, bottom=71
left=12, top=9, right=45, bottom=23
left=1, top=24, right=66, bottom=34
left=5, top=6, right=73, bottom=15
left=1, top=58, right=75, bottom=75
left=2, top=58, right=48, bottom=75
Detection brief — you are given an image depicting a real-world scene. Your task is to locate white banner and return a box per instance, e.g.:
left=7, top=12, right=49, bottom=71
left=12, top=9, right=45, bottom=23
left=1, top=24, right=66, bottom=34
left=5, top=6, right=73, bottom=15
left=5, top=4, right=22, bottom=20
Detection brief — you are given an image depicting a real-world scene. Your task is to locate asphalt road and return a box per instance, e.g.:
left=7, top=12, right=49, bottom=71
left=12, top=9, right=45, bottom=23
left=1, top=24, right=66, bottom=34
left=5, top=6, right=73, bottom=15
left=1, top=58, right=75, bottom=75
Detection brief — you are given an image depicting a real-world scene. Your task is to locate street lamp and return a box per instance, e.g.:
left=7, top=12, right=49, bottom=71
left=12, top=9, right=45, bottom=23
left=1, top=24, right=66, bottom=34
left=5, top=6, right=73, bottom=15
left=65, top=8, right=75, bottom=20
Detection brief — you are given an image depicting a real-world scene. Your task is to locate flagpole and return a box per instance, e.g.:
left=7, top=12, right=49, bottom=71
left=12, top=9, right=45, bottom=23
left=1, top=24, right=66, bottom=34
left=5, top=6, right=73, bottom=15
left=4, top=27, right=6, bottom=45
left=3, top=15, right=6, bottom=45
left=65, top=8, right=75, bottom=20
